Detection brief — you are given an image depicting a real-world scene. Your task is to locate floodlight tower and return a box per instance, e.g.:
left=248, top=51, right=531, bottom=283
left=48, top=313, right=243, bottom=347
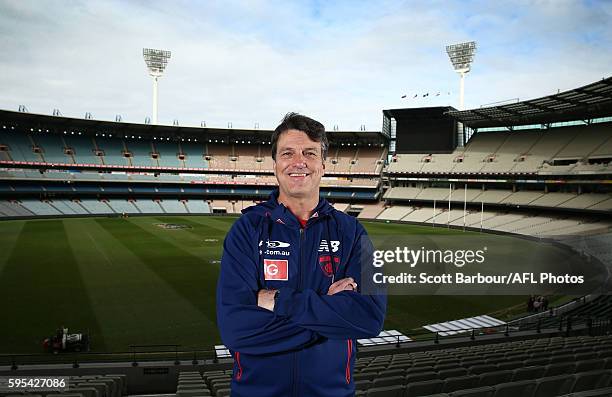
left=446, top=41, right=476, bottom=146
left=446, top=41, right=476, bottom=111
left=143, top=48, right=171, bottom=125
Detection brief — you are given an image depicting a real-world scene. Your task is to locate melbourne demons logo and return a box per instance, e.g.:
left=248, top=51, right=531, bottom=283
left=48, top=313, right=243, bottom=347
left=264, top=259, right=288, bottom=281
left=319, top=255, right=340, bottom=277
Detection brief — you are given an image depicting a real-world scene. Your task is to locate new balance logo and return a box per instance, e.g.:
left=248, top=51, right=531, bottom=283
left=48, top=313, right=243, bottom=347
left=318, top=240, right=340, bottom=253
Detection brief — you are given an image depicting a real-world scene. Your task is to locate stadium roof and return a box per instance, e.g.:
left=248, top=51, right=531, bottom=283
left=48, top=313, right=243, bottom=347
left=447, top=77, right=612, bottom=129
left=0, top=109, right=387, bottom=144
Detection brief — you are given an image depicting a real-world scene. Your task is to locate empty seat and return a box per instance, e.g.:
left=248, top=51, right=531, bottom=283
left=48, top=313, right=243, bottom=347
left=564, top=386, right=612, bottom=396
left=575, top=352, right=598, bottom=361
left=524, top=357, right=550, bottom=367
left=479, top=370, right=514, bottom=387
left=372, top=375, right=405, bottom=388
left=366, top=384, right=404, bottom=397
left=355, top=372, right=378, bottom=382
left=216, top=389, right=231, bottom=397
left=67, top=387, right=98, bottom=397
left=442, top=375, right=479, bottom=393
left=406, top=371, right=438, bottom=383
left=496, top=361, right=524, bottom=371
left=439, top=368, right=469, bottom=379
left=366, top=365, right=388, bottom=372
left=545, top=362, right=576, bottom=376
left=379, top=368, right=405, bottom=377
left=470, top=364, right=497, bottom=375
left=575, top=359, right=606, bottom=373
left=571, top=370, right=612, bottom=393
left=533, top=375, right=574, bottom=397
left=83, top=382, right=109, bottom=397
left=409, top=365, right=436, bottom=374
left=437, top=363, right=462, bottom=371
left=177, top=385, right=209, bottom=393
left=176, top=390, right=209, bottom=397
left=405, top=379, right=444, bottom=396
left=555, top=354, right=577, bottom=364
left=493, top=380, right=536, bottom=397
left=513, top=365, right=546, bottom=381
left=450, top=386, right=495, bottom=397
left=355, top=379, right=372, bottom=391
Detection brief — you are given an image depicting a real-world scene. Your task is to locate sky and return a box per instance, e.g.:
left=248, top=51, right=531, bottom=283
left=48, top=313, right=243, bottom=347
left=0, top=0, right=610, bottom=131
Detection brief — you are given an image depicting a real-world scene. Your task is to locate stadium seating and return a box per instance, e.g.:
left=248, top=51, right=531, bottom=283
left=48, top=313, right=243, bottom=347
left=78, top=199, right=114, bottom=214
left=63, top=134, right=101, bottom=164
left=33, top=133, right=72, bottom=163
left=356, top=203, right=386, bottom=219
left=384, top=187, right=612, bottom=213
left=124, top=140, right=157, bottom=167
left=349, top=335, right=612, bottom=396
left=377, top=206, right=415, bottom=221
left=158, top=199, right=188, bottom=214
left=0, top=200, right=33, bottom=216
left=184, top=200, right=211, bottom=214
left=133, top=199, right=164, bottom=214
left=387, top=123, right=612, bottom=176
left=93, top=136, right=129, bottom=166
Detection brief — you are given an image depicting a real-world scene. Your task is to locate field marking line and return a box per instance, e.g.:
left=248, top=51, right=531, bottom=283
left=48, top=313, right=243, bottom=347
left=84, top=229, right=114, bottom=267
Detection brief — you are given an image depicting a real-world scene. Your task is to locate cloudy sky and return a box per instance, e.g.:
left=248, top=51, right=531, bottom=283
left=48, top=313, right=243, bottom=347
left=0, top=0, right=610, bottom=131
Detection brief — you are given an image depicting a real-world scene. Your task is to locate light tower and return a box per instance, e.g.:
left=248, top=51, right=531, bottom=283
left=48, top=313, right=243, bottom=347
left=143, top=48, right=171, bottom=125
left=446, top=41, right=476, bottom=146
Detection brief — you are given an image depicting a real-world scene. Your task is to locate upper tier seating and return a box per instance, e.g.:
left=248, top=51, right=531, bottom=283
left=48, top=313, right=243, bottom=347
left=0, top=131, right=383, bottom=173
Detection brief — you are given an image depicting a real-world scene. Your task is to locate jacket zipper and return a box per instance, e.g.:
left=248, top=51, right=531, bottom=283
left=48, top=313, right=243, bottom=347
left=345, top=339, right=352, bottom=384
left=234, top=351, right=243, bottom=381
left=293, top=227, right=305, bottom=397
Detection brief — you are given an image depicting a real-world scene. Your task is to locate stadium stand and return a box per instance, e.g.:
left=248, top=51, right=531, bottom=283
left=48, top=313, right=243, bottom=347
left=377, top=205, right=414, bottom=221
left=124, top=139, right=157, bottom=167
left=93, top=136, right=129, bottom=167
left=63, top=134, right=101, bottom=165
left=387, top=122, right=612, bottom=177
left=355, top=203, right=386, bottom=219
left=184, top=200, right=211, bottom=214
left=384, top=187, right=612, bottom=213
left=78, top=199, right=114, bottom=214
left=19, top=199, right=63, bottom=216
left=106, top=199, right=140, bottom=214
left=158, top=199, right=189, bottom=214
left=133, top=199, right=164, bottom=214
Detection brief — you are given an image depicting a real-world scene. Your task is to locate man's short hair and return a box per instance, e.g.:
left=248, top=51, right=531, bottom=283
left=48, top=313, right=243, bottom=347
left=271, top=112, right=328, bottom=161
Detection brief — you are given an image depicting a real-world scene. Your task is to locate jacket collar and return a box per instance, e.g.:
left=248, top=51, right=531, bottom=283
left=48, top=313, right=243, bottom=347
left=243, top=189, right=334, bottom=228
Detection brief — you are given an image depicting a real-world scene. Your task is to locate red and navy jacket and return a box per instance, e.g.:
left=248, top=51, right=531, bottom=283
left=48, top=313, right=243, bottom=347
left=216, top=190, right=387, bottom=397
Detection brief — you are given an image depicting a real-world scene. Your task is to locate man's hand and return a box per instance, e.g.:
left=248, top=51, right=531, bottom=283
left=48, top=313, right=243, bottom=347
left=258, top=289, right=277, bottom=311
left=328, top=277, right=358, bottom=295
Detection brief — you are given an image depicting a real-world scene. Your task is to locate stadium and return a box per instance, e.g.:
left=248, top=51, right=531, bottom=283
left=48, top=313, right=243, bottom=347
left=1, top=3, right=612, bottom=397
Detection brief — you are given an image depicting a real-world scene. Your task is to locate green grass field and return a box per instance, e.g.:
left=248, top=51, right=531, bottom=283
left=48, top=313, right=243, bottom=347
left=0, top=216, right=579, bottom=355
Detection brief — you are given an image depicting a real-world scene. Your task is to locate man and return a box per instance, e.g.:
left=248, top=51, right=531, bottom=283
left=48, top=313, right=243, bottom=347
left=216, top=113, right=386, bottom=397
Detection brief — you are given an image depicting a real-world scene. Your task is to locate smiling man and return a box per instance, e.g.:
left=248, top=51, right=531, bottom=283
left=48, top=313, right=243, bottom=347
left=216, top=113, right=386, bottom=397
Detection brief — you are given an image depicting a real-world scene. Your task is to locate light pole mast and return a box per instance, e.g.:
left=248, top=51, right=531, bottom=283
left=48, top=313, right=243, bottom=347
left=143, top=48, right=171, bottom=125
left=446, top=41, right=476, bottom=146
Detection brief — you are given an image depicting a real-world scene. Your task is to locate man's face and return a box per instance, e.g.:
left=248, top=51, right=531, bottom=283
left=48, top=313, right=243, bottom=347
left=274, top=129, right=325, bottom=201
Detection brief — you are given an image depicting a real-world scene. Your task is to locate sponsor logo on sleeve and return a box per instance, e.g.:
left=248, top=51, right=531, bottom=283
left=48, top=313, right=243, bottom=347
left=264, top=259, right=289, bottom=281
